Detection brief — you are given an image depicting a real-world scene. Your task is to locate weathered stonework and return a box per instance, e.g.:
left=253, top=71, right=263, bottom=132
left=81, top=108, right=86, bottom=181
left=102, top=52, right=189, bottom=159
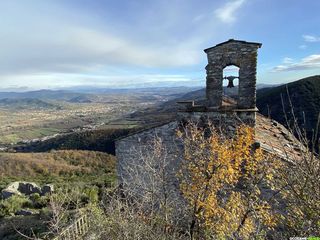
left=115, top=39, right=262, bottom=223
left=204, top=39, right=261, bottom=110
left=177, top=110, right=257, bottom=129
left=117, top=38, right=262, bottom=186
left=116, top=121, right=182, bottom=186
left=115, top=122, right=189, bottom=223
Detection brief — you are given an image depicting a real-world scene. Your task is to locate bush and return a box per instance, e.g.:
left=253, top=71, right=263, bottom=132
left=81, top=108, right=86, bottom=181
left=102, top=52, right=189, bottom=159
left=30, top=193, right=49, bottom=208
left=84, top=187, right=99, bottom=203
left=0, top=195, right=32, bottom=217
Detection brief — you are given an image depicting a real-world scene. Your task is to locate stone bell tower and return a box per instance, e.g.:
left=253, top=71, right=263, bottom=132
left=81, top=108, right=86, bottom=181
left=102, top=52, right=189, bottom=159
left=178, top=39, right=262, bottom=127
left=204, top=39, right=262, bottom=110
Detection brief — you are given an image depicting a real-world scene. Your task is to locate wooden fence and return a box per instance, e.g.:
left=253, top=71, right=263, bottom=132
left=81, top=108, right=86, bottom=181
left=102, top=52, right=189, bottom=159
left=52, top=213, right=90, bottom=240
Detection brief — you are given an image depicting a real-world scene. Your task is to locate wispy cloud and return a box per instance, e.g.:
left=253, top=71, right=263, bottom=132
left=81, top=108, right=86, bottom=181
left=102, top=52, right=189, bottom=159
left=282, top=57, right=294, bottom=64
left=214, top=0, right=247, bottom=23
left=192, top=14, right=205, bottom=23
left=303, top=34, right=320, bottom=42
left=0, top=25, right=203, bottom=76
left=0, top=0, right=209, bottom=78
left=299, top=44, right=307, bottom=50
left=0, top=72, right=201, bottom=89
left=272, top=54, right=320, bottom=72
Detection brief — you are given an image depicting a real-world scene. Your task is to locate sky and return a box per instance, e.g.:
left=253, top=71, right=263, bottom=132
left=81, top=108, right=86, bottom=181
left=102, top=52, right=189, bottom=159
left=0, top=0, right=320, bottom=90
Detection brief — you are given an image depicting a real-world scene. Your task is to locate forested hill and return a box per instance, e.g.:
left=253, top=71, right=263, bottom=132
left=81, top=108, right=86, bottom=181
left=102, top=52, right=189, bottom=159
left=0, top=98, right=60, bottom=110
left=257, top=75, right=320, bottom=149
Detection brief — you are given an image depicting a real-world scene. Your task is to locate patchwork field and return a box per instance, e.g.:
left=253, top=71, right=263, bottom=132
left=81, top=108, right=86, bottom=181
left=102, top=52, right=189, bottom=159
left=0, top=88, right=193, bottom=147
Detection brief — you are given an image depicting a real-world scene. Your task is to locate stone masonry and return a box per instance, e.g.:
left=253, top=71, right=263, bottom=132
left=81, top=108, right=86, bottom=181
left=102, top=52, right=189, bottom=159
left=204, top=39, right=262, bottom=109
left=116, top=39, right=262, bottom=223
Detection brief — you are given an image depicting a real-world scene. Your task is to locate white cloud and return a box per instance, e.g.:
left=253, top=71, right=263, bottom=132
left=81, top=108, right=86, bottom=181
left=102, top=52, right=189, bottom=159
left=192, top=14, right=205, bottom=23
left=283, top=57, right=294, bottom=64
left=0, top=0, right=241, bottom=88
left=0, top=26, right=202, bottom=76
left=0, top=72, right=200, bottom=89
left=214, top=0, right=246, bottom=23
left=0, top=1, right=215, bottom=78
left=272, top=54, right=320, bottom=72
left=299, top=44, right=307, bottom=50
left=303, top=34, right=320, bottom=42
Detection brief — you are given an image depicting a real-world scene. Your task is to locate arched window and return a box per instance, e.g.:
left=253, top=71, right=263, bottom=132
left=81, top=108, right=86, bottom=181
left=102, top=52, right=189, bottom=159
left=222, top=65, right=239, bottom=107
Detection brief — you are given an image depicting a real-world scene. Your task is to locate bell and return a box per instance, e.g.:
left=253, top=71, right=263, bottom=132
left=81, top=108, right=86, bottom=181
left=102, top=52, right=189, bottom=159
left=224, top=76, right=238, bottom=88
left=227, top=79, right=235, bottom=88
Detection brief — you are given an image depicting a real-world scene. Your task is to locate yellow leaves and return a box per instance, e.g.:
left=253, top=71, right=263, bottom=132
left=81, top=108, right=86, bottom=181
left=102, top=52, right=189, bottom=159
left=177, top=123, right=279, bottom=239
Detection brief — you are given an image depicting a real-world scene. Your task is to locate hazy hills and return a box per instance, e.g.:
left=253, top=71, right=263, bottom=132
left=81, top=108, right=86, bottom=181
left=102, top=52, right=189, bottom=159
left=4, top=77, right=320, bottom=154
left=68, top=95, right=93, bottom=103
left=0, top=90, right=83, bottom=100
left=0, top=98, right=60, bottom=110
left=0, top=87, right=198, bottom=100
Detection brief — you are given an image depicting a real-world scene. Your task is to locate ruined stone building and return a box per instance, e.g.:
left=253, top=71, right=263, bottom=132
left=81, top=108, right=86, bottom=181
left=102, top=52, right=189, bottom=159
left=115, top=39, right=301, bottom=219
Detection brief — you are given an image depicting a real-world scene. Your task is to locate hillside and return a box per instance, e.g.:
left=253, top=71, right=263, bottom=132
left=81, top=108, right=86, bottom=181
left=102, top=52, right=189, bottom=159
left=13, top=128, right=137, bottom=155
left=0, top=98, right=60, bottom=110
left=0, top=150, right=117, bottom=239
left=257, top=75, right=320, bottom=149
left=128, top=84, right=276, bottom=125
left=68, top=95, right=92, bottom=103
left=0, top=90, right=89, bottom=101
left=0, top=150, right=116, bottom=190
left=18, top=85, right=279, bottom=154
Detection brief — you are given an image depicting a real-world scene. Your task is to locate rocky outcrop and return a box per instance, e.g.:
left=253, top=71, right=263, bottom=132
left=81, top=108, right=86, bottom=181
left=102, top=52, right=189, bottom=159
left=15, top=209, right=34, bottom=216
left=1, top=182, right=54, bottom=199
left=42, top=184, right=54, bottom=195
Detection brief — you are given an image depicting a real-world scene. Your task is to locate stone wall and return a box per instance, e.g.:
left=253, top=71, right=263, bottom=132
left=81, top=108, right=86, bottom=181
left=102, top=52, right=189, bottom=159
left=115, top=121, right=189, bottom=223
left=116, top=121, right=183, bottom=190
left=116, top=122, right=181, bottom=187
left=177, top=110, right=257, bottom=129
left=204, top=39, right=261, bottom=109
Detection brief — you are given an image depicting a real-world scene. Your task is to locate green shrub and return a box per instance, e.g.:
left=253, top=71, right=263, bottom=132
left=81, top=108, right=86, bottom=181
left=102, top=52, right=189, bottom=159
left=0, top=195, right=32, bottom=217
left=84, top=187, right=99, bottom=203
left=30, top=193, right=49, bottom=208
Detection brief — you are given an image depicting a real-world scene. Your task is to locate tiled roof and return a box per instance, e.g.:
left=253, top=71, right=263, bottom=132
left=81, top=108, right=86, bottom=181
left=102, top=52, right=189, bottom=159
left=255, top=114, right=304, bottom=161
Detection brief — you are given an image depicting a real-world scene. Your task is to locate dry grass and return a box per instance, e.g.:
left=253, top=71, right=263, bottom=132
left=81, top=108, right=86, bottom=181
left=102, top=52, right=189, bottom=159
left=0, top=150, right=116, bottom=178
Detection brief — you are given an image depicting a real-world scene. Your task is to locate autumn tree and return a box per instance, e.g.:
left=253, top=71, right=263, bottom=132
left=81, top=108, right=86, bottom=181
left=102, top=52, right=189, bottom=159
left=177, top=122, right=280, bottom=239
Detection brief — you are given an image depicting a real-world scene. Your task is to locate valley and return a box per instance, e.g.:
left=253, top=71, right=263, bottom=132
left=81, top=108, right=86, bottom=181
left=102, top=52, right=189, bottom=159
left=0, top=78, right=319, bottom=239
left=0, top=87, right=196, bottom=149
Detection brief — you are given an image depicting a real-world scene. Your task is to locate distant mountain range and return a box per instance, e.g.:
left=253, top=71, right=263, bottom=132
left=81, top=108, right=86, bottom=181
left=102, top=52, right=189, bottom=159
left=0, top=86, right=200, bottom=99
left=0, top=98, right=60, bottom=110
left=10, top=77, right=320, bottom=154
left=0, top=90, right=84, bottom=101
left=68, top=95, right=92, bottom=103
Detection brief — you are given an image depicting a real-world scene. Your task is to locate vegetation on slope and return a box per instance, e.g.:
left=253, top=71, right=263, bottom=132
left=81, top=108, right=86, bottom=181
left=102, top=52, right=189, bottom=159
left=257, top=75, right=320, bottom=150
left=0, top=98, right=60, bottom=110
left=83, top=123, right=320, bottom=239
left=0, top=150, right=116, bottom=190
left=15, top=128, right=137, bottom=155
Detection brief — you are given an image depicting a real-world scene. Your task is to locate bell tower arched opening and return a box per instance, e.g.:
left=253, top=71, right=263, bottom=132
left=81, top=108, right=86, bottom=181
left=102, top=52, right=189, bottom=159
left=177, top=39, right=262, bottom=128
left=222, top=65, right=239, bottom=108
left=204, top=39, right=261, bottom=110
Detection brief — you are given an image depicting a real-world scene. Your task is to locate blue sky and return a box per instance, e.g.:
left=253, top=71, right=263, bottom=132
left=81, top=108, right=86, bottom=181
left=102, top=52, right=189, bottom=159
left=0, top=0, right=319, bottom=90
